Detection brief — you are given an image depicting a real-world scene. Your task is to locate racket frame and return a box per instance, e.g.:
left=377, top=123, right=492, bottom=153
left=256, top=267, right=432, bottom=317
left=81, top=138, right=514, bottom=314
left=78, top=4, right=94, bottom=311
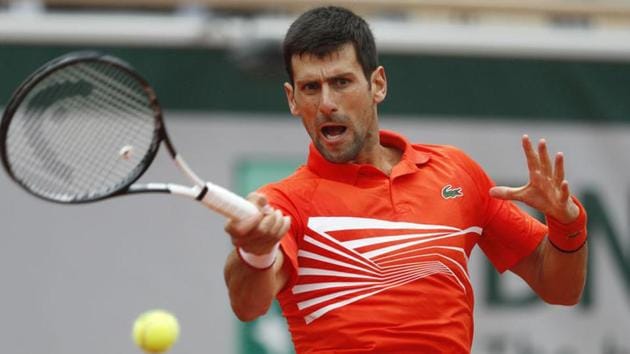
left=1, top=51, right=165, bottom=204
left=2, top=52, right=260, bottom=220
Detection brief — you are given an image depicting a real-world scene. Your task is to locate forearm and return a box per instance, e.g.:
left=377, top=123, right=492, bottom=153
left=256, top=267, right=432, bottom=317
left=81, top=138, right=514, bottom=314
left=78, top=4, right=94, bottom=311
left=224, top=249, right=286, bottom=321
left=536, top=196, right=588, bottom=304
left=512, top=197, right=588, bottom=305
left=533, top=239, right=588, bottom=305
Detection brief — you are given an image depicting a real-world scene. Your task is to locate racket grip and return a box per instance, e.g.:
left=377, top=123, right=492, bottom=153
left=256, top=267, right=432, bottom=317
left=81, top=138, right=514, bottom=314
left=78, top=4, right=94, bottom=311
left=201, top=182, right=259, bottom=220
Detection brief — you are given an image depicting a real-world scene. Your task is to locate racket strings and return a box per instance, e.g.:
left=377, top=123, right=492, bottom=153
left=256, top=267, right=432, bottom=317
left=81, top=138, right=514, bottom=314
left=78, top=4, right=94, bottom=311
left=5, top=60, right=159, bottom=201
left=13, top=70, right=112, bottom=195
left=51, top=66, right=154, bottom=192
left=22, top=72, right=107, bottom=187
left=14, top=77, right=152, bottom=199
left=13, top=79, right=81, bottom=192
left=63, top=63, right=157, bottom=193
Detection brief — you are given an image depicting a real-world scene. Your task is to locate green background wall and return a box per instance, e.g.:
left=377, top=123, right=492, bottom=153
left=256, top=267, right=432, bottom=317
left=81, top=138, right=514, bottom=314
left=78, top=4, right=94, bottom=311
left=1, top=44, right=630, bottom=122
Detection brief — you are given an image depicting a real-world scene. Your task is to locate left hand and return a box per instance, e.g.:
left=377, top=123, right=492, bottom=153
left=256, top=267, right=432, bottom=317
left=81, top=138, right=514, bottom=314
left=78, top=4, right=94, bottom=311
left=489, top=135, right=579, bottom=224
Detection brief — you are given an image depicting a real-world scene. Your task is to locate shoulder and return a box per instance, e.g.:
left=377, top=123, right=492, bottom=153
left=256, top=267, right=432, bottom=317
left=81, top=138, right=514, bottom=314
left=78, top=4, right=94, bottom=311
left=258, top=166, right=320, bottom=243
left=412, top=143, right=477, bottom=165
left=258, top=165, right=319, bottom=207
left=412, top=142, right=492, bottom=186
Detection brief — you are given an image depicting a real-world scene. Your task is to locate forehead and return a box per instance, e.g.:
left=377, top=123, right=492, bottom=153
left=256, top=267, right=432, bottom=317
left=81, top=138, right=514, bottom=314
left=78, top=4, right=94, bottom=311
left=291, top=44, right=362, bottom=81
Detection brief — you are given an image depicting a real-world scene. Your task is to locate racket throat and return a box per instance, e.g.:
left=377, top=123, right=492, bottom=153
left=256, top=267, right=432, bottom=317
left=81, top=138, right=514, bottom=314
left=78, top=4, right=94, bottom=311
left=173, top=154, right=205, bottom=186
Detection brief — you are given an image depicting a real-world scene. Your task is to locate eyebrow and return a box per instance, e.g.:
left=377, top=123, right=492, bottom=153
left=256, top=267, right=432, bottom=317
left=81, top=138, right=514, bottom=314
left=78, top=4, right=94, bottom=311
left=295, top=72, right=356, bottom=85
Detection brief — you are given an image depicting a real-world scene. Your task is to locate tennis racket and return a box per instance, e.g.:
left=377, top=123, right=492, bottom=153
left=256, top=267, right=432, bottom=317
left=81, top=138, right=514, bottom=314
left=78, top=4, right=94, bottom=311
left=0, top=51, right=259, bottom=221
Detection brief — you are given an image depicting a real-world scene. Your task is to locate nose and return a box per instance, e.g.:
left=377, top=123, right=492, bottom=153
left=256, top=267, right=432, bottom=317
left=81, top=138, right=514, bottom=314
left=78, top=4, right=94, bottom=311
left=319, top=84, right=337, bottom=117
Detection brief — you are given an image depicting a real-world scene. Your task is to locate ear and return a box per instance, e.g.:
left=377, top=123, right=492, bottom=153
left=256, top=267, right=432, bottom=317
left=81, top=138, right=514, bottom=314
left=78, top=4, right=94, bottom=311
left=284, top=82, right=299, bottom=116
left=370, top=66, right=387, bottom=104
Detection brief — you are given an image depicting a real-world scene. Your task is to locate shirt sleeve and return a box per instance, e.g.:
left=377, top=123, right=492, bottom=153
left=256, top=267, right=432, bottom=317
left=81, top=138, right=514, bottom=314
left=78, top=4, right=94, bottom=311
left=449, top=147, right=547, bottom=273
left=479, top=201, right=547, bottom=272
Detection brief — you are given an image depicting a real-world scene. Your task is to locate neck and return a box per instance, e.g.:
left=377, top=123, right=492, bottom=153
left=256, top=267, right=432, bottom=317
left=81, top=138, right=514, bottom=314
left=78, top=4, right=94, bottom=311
left=353, top=136, right=402, bottom=176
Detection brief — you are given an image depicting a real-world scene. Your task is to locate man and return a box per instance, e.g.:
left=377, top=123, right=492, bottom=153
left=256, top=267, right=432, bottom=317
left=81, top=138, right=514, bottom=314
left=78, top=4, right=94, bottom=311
left=224, top=6, right=587, bottom=353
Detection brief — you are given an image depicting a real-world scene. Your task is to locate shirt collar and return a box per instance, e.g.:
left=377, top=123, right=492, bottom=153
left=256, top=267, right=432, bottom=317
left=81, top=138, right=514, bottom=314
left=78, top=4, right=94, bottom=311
left=306, top=130, right=430, bottom=184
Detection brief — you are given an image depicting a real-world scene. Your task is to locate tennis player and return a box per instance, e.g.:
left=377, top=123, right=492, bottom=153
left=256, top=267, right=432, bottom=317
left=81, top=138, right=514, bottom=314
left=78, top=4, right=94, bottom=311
left=223, top=6, right=587, bottom=353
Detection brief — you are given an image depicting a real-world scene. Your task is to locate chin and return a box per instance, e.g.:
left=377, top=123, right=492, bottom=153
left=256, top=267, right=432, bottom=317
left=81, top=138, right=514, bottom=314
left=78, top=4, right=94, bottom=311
left=314, top=135, right=363, bottom=164
left=319, top=146, right=358, bottom=164
left=324, top=154, right=351, bottom=164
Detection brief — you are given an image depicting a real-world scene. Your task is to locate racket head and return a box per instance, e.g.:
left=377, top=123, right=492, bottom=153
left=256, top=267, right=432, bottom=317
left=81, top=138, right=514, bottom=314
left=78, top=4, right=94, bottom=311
left=0, top=51, right=165, bottom=203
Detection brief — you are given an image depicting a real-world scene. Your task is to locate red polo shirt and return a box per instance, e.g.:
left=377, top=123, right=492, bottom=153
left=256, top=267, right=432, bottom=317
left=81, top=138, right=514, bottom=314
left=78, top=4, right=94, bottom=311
left=259, top=130, right=546, bottom=354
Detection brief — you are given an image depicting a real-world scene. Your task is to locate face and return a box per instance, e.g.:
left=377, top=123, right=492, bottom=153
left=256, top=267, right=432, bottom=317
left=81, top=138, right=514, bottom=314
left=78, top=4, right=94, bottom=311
left=284, top=44, right=387, bottom=164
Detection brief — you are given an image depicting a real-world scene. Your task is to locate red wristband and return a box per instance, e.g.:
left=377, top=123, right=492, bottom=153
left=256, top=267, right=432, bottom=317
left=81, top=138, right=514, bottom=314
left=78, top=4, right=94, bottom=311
left=546, top=196, right=588, bottom=252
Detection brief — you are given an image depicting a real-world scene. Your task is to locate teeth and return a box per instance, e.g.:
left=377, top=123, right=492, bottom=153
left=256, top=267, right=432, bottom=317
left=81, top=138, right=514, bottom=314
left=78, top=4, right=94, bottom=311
left=322, top=126, right=346, bottom=138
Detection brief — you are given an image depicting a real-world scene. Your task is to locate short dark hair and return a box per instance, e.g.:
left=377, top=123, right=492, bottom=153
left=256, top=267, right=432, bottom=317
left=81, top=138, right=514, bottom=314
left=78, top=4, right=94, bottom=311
left=283, top=6, right=378, bottom=83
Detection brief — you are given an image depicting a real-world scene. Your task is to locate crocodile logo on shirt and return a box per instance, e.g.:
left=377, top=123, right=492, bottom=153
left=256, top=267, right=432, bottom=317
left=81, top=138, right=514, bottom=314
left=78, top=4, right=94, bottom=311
left=441, top=185, right=463, bottom=199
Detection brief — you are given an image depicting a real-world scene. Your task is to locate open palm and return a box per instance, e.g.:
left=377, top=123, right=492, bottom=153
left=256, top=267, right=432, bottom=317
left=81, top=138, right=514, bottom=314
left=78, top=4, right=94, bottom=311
left=489, top=135, right=579, bottom=224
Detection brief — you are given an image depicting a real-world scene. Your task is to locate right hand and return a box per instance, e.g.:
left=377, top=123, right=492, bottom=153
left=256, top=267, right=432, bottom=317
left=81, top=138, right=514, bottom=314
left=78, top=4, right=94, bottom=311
left=224, top=192, right=291, bottom=255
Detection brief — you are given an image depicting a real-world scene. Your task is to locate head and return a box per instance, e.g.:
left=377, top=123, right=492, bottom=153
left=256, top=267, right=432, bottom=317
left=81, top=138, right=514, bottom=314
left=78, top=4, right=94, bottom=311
left=283, top=6, right=387, bottom=164
left=283, top=6, right=378, bottom=85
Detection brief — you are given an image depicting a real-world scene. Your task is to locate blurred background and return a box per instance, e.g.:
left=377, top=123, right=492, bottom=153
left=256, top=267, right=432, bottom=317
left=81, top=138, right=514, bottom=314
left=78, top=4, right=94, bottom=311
left=1, top=0, right=629, bottom=353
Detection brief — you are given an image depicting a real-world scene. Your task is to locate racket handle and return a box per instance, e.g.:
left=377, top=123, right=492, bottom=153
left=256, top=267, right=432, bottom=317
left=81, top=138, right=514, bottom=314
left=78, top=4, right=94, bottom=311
left=201, top=182, right=259, bottom=220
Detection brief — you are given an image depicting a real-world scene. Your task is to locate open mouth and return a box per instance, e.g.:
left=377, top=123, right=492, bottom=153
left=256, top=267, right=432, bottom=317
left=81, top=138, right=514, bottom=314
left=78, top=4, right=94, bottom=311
left=321, top=125, right=347, bottom=141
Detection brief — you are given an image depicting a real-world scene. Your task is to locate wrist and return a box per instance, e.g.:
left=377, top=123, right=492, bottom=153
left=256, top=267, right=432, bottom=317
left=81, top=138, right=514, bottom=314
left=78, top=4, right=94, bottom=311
left=546, top=196, right=588, bottom=252
left=237, top=243, right=280, bottom=270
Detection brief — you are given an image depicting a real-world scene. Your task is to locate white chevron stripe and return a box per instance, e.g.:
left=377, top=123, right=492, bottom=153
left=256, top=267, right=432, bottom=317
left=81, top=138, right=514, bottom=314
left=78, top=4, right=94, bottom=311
left=298, top=267, right=380, bottom=280
left=303, top=262, right=456, bottom=324
left=363, top=252, right=470, bottom=292
left=294, top=254, right=466, bottom=293
left=295, top=217, right=482, bottom=324
left=293, top=261, right=452, bottom=295
left=380, top=263, right=458, bottom=275
left=293, top=281, right=381, bottom=294
left=304, top=236, right=380, bottom=271
left=298, top=250, right=381, bottom=276
left=299, top=261, right=446, bottom=282
left=297, top=262, right=449, bottom=311
left=362, top=226, right=482, bottom=259
left=378, top=253, right=470, bottom=292
left=294, top=260, right=462, bottom=298
left=341, top=231, right=452, bottom=249
left=376, top=248, right=472, bottom=290
left=377, top=245, right=469, bottom=264
left=308, top=216, right=461, bottom=233
left=379, top=262, right=445, bottom=280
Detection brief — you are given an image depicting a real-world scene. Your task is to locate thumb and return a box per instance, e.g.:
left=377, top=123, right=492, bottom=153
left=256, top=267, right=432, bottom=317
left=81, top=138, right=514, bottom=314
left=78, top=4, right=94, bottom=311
left=246, top=192, right=269, bottom=211
left=225, top=210, right=263, bottom=237
left=489, top=186, right=518, bottom=200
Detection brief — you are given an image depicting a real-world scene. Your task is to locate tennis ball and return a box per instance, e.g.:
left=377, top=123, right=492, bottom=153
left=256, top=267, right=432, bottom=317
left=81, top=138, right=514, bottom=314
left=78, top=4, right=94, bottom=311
left=132, top=309, right=180, bottom=353
left=119, top=145, right=134, bottom=160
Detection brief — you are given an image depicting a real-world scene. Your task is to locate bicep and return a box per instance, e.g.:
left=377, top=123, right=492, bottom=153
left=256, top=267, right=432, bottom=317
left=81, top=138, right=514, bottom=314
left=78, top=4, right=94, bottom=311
left=509, top=239, right=544, bottom=287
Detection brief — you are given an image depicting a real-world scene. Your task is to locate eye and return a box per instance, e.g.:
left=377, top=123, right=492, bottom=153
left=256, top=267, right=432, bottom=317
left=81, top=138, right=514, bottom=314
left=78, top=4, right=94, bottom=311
left=334, top=78, right=351, bottom=88
left=301, top=82, right=320, bottom=93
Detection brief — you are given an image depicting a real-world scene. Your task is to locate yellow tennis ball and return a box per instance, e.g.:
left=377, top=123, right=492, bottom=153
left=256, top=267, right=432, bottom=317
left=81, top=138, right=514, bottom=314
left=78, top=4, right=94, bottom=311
left=132, top=309, right=180, bottom=353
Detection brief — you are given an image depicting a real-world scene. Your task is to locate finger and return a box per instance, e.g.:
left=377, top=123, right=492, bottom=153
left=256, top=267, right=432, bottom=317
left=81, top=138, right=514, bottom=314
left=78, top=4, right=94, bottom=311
left=537, top=138, right=553, bottom=176
left=560, top=180, right=571, bottom=202
left=553, top=152, right=565, bottom=186
left=489, top=186, right=525, bottom=201
left=521, top=135, right=539, bottom=174
left=224, top=212, right=263, bottom=241
left=278, top=216, right=291, bottom=237
left=246, top=192, right=269, bottom=210
left=258, top=209, right=280, bottom=235
left=269, top=209, right=286, bottom=236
